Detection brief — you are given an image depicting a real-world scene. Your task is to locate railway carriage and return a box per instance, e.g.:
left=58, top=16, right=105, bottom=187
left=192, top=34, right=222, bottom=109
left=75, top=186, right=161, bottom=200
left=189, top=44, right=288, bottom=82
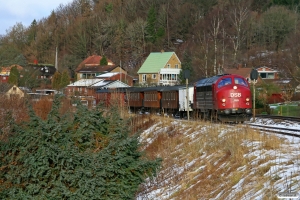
left=125, top=87, right=146, bottom=113
left=96, top=88, right=127, bottom=107
left=124, top=86, right=192, bottom=116
left=94, top=73, right=252, bottom=123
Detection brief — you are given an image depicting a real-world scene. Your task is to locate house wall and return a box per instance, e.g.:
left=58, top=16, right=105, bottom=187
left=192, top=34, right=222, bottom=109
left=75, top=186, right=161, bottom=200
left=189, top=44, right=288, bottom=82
left=256, top=67, right=279, bottom=79
left=0, top=76, right=9, bottom=83
left=5, top=86, right=24, bottom=98
left=65, top=86, right=90, bottom=96
left=76, top=66, right=127, bottom=81
left=163, top=54, right=181, bottom=69
left=111, top=67, right=127, bottom=75
left=138, top=74, right=159, bottom=85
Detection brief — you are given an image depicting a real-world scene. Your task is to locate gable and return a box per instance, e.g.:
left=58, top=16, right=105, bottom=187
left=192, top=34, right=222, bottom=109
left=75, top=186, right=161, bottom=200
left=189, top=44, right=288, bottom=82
left=6, top=85, right=24, bottom=97
left=137, top=52, right=179, bottom=74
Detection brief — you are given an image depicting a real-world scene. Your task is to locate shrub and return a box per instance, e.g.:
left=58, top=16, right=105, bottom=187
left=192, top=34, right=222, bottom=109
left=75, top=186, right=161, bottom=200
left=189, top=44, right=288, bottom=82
left=0, top=97, right=161, bottom=199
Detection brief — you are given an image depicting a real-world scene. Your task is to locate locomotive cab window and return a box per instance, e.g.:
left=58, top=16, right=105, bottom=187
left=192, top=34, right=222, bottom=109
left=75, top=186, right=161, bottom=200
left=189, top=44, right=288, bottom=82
left=218, top=78, right=232, bottom=88
left=234, top=77, right=247, bottom=86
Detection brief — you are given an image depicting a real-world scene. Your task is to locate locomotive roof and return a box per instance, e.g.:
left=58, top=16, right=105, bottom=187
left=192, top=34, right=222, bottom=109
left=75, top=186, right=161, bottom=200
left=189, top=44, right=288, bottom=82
left=194, top=74, right=231, bottom=87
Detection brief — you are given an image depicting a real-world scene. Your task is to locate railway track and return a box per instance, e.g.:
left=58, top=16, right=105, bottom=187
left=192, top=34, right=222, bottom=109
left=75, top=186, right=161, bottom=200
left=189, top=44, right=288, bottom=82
left=248, top=115, right=300, bottom=137
left=245, top=123, right=300, bottom=137
left=254, top=114, right=300, bottom=122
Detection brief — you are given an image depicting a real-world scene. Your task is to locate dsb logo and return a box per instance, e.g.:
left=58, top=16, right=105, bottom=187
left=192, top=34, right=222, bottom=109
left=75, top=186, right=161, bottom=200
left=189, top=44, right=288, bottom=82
left=230, top=93, right=241, bottom=97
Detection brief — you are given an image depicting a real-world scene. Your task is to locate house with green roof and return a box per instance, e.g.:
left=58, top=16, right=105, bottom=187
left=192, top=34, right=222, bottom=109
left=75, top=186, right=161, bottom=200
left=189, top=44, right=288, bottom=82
left=137, top=51, right=182, bottom=86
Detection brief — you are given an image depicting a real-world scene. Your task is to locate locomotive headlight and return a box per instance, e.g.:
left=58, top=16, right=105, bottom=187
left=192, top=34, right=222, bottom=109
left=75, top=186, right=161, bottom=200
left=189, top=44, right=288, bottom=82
left=246, top=98, right=250, bottom=101
left=233, top=86, right=237, bottom=89
left=221, top=98, right=226, bottom=102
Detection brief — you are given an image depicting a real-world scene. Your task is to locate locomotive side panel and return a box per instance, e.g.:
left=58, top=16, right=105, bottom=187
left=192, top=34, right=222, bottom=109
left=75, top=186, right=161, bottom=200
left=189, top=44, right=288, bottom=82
left=195, top=85, right=214, bottom=110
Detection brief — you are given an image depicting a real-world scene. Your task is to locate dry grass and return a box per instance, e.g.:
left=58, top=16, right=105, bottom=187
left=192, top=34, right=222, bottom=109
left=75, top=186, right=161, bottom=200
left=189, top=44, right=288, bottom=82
left=136, top=117, right=295, bottom=199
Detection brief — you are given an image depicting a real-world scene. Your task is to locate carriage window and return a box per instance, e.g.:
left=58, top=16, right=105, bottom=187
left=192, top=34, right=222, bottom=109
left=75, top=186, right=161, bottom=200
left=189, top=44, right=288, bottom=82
left=218, top=78, right=232, bottom=88
left=234, top=77, right=247, bottom=86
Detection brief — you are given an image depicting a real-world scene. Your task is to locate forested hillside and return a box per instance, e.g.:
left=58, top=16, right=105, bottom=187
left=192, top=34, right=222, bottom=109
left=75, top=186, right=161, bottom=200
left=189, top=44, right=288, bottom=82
left=1, top=0, right=300, bottom=83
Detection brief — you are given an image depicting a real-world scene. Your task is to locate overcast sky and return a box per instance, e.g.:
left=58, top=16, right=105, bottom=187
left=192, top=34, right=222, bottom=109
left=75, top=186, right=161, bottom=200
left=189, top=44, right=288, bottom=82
left=0, top=0, right=73, bottom=35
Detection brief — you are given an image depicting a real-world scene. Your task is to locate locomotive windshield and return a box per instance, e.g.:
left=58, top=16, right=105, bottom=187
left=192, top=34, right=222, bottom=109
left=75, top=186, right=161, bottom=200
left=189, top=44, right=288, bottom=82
left=218, top=77, right=232, bottom=88
left=234, top=77, right=248, bottom=86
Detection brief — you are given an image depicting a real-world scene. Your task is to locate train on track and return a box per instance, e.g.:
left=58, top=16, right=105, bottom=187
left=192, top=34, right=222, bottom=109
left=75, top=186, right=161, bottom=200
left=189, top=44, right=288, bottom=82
left=95, top=74, right=253, bottom=123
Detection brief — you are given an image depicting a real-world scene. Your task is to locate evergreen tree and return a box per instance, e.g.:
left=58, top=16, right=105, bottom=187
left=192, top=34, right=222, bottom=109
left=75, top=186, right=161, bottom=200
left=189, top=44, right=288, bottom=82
left=0, top=97, right=161, bottom=199
left=52, top=71, right=62, bottom=90
left=145, top=6, right=157, bottom=43
left=179, top=51, right=193, bottom=84
left=60, top=70, right=70, bottom=89
left=100, top=55, right=108, bottom=66
left=8, top=65, right=20, bottom=85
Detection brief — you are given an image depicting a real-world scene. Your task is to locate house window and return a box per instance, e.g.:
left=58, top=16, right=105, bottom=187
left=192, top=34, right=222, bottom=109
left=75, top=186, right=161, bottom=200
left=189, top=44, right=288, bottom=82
left=3, top=77, right=6, bottom=80
left=13, top=87, right=16, bottom=91
left=175, top=64, right=179, bottom=69
left=142, top=74, right=147, bottom=82
left=152, top=74, right=156, bottom=79
left=259, top=73, right=275, bottom=79
left=167, top=64, right=171, bottom=68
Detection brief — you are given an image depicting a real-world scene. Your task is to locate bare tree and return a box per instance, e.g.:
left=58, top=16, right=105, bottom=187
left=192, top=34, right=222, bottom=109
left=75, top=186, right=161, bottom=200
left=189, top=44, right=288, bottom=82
left=207, top=8, right=224, bottom=75
left=197, top=31, right=211, bottom=78
left=226, top=0, right=250, bottom=63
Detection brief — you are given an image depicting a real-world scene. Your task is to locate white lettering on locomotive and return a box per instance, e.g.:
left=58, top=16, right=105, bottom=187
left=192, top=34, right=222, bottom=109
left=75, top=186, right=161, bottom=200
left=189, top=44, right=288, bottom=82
left=230, top=93, right=241, bottom=98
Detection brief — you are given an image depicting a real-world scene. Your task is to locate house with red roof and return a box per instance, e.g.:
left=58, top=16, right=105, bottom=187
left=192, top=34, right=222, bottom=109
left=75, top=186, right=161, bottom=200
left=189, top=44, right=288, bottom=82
left=223, top=65, right=263, bottom=84
left=75, top=55, right=127, bottom=80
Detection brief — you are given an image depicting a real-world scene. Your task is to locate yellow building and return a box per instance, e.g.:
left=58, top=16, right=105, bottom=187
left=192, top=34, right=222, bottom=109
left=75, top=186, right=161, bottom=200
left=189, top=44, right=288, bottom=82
left=137, top=51, right=182, bottom=86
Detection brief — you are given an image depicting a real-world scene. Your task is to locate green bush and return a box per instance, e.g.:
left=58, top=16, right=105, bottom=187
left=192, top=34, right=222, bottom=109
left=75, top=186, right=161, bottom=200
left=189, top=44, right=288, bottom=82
left=0, top=97, right=161, bottom=199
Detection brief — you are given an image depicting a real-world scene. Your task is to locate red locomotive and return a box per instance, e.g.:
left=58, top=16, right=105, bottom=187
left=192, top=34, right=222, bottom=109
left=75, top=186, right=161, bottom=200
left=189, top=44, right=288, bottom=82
left=193, top=74, right=252, bottom=122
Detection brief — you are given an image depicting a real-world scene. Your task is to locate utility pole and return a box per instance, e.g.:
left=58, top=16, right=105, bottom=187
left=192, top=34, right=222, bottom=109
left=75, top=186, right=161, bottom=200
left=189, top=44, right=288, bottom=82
left=55, top=47, right=58, bottom=71
left=250, top=69, right=258, bottom=122
left=186, top=78, right=189, bottom=121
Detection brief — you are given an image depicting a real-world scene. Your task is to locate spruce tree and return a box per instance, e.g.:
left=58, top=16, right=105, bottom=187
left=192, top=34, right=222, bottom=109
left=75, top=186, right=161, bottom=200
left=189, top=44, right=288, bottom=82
left=8, top=65, right=19, bottom=85
left=0, top=97, right=161, bottom=199
left=145, top=6, right=157, bottom=43
left=60, top=70, right=70, bottom=89
left=100, top=55, right=108, bottom=66
left=52, top=71, right=62, bottom=90
left=179, top=51, right=193, bottom=84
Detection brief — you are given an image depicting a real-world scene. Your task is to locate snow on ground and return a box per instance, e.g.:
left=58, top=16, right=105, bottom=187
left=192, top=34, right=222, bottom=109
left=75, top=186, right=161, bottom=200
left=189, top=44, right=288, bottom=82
left=137, top=118, right=300, bottom=200
left=246, top=117, right=300, bottom=129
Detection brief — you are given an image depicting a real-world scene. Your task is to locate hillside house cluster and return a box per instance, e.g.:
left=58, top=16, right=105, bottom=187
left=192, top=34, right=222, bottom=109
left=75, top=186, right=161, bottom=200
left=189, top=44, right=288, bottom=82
left=2, top=51, right=300, bottom=104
